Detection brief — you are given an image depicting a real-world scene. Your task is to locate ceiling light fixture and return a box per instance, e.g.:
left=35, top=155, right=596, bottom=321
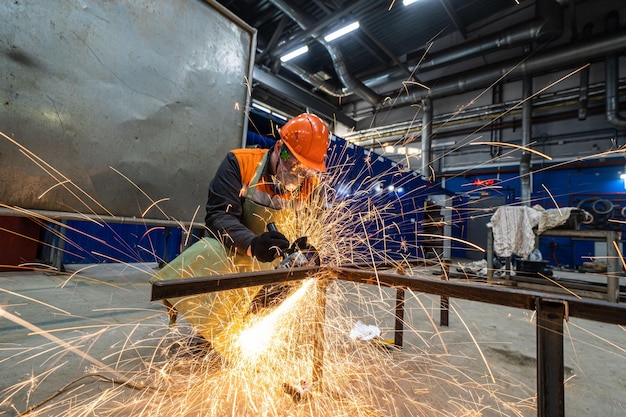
left=280, top=45, right=309, bottom=62
left=324, top=21, right=360, bottom=42
left=402, top=0, right=420, bottom=5
left=251, top=102, right=271, bottom=114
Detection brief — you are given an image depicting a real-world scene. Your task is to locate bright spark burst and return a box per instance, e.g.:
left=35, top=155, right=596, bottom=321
left=1, top=55, right=625, bottom=417
left=0, top=143, right=542, bottom=416
left=236, top=279, right=316, bottom=361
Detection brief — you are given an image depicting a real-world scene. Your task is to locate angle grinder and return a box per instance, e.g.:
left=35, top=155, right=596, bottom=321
left=248, top=222, right=320, bottom=314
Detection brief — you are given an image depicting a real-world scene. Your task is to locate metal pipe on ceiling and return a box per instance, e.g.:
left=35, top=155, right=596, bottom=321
left=322, top=39, right=380, bottom=105
left=363, top=0, right=563, bottom=89
left=252, top=66, right=356, bottom=126
left=417, top=10, right=562, bottom=72
left=346, top=82, right=616, bottom=144
left=265, top=0, right=374, bottom=62
left=386, top=28, right=626, bottom=106
left=421, top=98, right=433, bottom=180
left=260, top=0, right=626, bottom=138
left=520, top=74, right=533, bottom=206
left=262, top=0, right=566, bottom=116
left=281, top=62, right=347, bottom=98
left=604, top=11, right=626, bottom=128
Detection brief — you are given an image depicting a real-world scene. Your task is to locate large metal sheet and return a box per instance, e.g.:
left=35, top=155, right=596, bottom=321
left=0, top=0, right=254, bottom=221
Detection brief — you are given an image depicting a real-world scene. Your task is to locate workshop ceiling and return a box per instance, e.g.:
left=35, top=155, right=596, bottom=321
left=214, top=0, right=617, bottom=128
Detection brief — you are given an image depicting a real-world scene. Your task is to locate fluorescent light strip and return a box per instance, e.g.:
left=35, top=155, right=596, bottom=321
left=280, top=45, right=309, bottom=62
left=324, top=21, right=360, bottom=42
left=251, top=102, right=271, bottom=114
left=403, top=0, right=420, bottom=5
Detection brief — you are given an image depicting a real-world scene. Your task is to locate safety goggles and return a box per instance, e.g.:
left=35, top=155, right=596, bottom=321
left=280, top=145, right=317, bottom=178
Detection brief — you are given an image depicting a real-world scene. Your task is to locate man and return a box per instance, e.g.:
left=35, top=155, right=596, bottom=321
left=205, top=112, right=329, bottom=263
left=150, top=113, right=330, bottom=353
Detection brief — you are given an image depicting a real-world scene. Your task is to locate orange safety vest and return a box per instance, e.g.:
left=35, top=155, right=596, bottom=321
left=231, top=148, right=319, bottom=211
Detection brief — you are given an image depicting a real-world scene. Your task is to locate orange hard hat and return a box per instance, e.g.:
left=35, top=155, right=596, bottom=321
left=278, top=113, right=330, bottom=172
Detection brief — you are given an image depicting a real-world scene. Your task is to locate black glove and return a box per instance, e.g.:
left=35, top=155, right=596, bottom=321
left=250, top=231, right=290, bottom=262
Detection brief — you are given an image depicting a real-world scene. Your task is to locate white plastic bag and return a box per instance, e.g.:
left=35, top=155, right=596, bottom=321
left=349, top=321, right=381, bottom=341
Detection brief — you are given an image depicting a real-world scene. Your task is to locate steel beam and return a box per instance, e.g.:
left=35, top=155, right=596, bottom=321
left=536, top=298, right=566, bottom=417
left=150, top=266, right=319, bottom=301
left=151, top=263, right=626, bottom=417
left=330, top=266, right=626, bottom=325
left=394, top=288, right=405, bottom=348
left=152, top=264, right=626, bottom=325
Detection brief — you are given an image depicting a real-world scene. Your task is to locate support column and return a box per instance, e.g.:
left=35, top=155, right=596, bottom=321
left=605, top=231, right=619, bottom=303
left=536, top=298, right=566, bottom=417
left=312, top=279, right=329, bottom=387
left=440, top=259, right=450, bottom=326
left=487, top=227, right=494, bottom=281
left=394, top=288, right=405, bottom=348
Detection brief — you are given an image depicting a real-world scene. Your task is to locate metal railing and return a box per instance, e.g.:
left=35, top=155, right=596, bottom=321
left=151, top=263, right=626, bottom=417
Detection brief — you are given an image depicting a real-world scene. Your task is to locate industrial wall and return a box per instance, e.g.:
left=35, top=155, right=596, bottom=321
left=444, top=157, right=626, bottom=268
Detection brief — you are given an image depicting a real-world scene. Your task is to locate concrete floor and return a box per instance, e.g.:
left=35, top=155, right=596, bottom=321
left=0, top=262, right=624, bottom=416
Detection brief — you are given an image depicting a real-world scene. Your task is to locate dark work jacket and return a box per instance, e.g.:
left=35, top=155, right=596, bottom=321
left=205, top=147, right=317, bottom=254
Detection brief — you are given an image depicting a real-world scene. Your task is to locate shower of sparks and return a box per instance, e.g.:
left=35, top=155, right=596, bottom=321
left=1, top=55, right=625, bottom=417
left=235, top=279, right=315, bottom=361
left=0, top=139, right=540, bottom=416
left=0, top=308, right=124, bottom=380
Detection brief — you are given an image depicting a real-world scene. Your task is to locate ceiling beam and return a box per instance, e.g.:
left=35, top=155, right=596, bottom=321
left=359, top=24, right=415, bottom=79
left=256, top=15, right=289, bottom=63
left=439, top=0, right=467, bottom=39
left=253, top=66, right=356, bottom=127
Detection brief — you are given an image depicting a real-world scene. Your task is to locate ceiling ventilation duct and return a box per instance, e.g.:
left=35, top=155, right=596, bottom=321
left=385, top=0, right=565, bottom=107
left=386, top=25, right=626, bottom=108
left=409, top=0, right=564, bottom=75
left=266, top=0, right=566, bottom=111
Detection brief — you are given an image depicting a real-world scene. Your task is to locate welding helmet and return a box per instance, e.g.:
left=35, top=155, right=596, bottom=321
left=278, top=113, right=330, bottom=172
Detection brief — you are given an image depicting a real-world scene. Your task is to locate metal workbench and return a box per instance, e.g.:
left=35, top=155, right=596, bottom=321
left=487, top=227, right=621, bottom=302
